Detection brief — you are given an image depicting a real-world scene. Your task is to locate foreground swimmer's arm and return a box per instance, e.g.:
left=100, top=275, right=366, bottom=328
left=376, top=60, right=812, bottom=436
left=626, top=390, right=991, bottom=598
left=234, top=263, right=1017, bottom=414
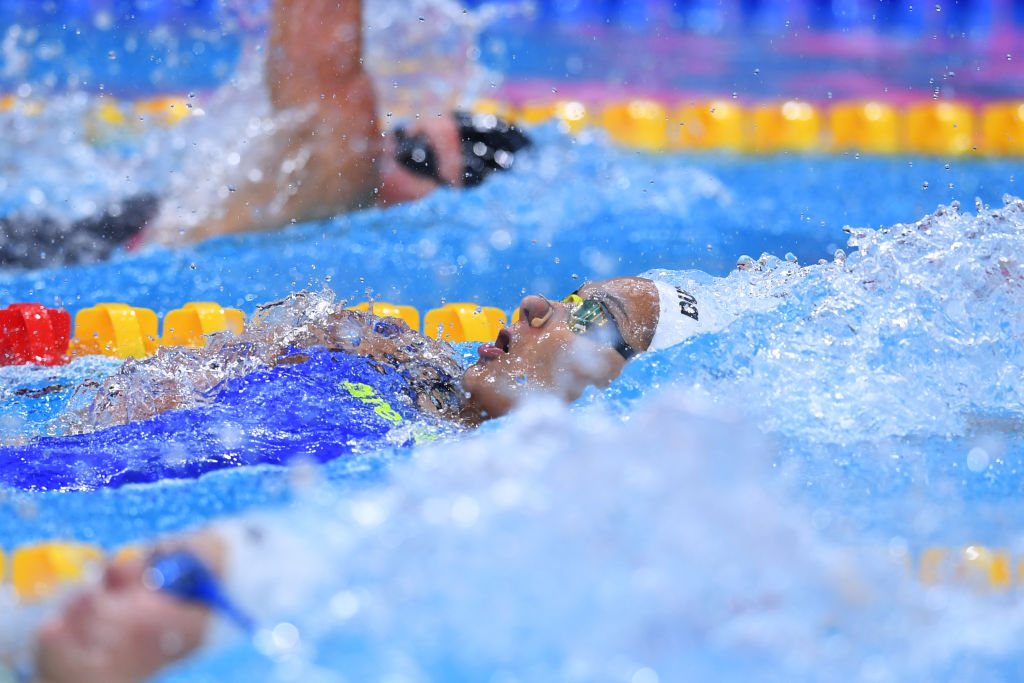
left=28, top=532, right=224, bottom=683
left=30, top=521, right=327, bottom=683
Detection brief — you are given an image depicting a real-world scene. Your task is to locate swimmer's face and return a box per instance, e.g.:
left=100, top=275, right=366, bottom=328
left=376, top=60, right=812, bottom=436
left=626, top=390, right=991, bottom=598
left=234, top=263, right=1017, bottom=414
left=34, top=552, right=211, bottom=683
left=377, top=115, right=464, bottom=205
left=461, top=277, right=660, bottom=420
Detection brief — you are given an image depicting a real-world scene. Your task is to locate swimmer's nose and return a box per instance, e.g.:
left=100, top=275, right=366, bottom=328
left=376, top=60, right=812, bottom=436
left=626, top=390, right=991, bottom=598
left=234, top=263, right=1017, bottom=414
left=519, top=295, right=554, bottom=329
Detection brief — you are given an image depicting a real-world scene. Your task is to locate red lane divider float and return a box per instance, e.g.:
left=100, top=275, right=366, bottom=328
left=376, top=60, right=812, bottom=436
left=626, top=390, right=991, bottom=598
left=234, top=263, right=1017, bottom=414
left=0, top=304, right=71, bottom=366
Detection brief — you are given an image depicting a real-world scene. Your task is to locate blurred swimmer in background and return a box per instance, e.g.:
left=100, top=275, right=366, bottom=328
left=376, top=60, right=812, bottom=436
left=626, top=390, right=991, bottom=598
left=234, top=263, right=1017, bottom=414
left=0, top=0, right=530, bottom=269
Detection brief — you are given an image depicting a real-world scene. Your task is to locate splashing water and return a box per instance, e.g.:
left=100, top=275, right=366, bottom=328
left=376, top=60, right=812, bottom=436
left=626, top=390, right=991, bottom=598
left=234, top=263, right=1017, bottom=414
left=158, top=392, right=1024, bottom=682
left=588, top=196, right=1024, bottom=446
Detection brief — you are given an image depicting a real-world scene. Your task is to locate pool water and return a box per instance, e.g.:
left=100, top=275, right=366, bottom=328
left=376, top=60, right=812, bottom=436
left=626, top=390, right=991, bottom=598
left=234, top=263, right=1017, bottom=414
left=3, top=1, right=1024, bottom=680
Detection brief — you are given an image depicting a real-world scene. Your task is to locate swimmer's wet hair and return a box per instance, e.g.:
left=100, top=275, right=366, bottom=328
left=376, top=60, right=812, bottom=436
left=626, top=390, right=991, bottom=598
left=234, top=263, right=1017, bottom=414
left=454, top=110, right=532, bottom=187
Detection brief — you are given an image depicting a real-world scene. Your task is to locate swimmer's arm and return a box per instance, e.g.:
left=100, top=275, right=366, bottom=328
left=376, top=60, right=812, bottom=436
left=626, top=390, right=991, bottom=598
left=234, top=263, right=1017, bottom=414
left=32, top=518, right=329, bottom=682
left=158, top=0, right=382, bottom=243
left=266, top=0, right=365, bottom=112
left=30, top=532, right=225, bottom=683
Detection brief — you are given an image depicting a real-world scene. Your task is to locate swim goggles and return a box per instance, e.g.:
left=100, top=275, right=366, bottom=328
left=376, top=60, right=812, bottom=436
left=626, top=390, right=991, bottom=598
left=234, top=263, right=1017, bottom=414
left=394, top=112, right=532, bottom=188
left=147, top=550, right=254, bottom=634
left=561, top=293, right=635, bottom=360
left=393, top=127, right=446, bottom=184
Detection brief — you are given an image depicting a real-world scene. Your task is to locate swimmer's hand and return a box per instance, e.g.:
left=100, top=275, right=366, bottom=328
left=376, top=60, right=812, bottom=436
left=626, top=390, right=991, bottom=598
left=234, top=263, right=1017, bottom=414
left=32, top=532, right=225, bottom=683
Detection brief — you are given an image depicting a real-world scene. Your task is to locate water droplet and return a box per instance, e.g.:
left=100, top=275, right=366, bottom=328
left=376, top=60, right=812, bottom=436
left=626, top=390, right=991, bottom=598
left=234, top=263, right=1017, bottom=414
left=966, top=447, right=989, bottom=472
left=189, top=263, right=197, bottom=270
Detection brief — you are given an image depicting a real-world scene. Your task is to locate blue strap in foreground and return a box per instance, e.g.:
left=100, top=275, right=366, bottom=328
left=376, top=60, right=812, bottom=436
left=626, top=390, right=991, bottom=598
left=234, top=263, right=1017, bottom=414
left=149, top=550, right=255, bottom=634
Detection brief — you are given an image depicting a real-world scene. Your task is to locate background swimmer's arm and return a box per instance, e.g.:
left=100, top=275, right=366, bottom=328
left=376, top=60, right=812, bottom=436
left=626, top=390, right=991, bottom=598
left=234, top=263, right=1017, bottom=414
left=266, top=0, right=364, bottom=112
left=183, top=0, right=383, bottom=242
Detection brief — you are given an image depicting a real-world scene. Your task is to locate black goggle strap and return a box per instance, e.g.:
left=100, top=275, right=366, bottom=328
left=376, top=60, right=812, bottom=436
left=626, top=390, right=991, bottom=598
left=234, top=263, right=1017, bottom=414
left=561, top=293, right=635, bottom=360
left=393, top=127, right=445, bottom=184
left=455, top=111, right=531, bottom=188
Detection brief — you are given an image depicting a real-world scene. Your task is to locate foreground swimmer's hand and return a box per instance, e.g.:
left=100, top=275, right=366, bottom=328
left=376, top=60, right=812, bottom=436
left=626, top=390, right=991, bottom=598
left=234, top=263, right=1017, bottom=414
left=32, top=532, right=225, bottom=683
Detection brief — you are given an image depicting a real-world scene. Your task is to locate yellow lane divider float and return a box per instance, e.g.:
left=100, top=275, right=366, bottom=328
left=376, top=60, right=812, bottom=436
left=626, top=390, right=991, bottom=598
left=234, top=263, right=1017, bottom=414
left=423, top=303, right=507, bottom=343
left=3, top=91, right=1023, bottom=155
left=829, top=101, right=901, bottom=154
left=5, top=543, right=104, bottom=602
left=3, top=91, right=1024, bottom=155
left=68, top=302, right=244, bottom=359
left=2, top=541, right=1022, bottom=604
left=478, top=97, right=1024, bottom=156
left=673, top=99, right=746, bottom=150
left=160, top=301, right=245, bottom=347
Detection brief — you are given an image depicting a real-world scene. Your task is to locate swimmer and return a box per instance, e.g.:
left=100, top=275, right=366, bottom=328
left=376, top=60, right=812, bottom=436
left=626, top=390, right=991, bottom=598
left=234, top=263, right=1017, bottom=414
left=3, top=275, right=711, bottom=681
left=73, top=276, right=707, bottom=431
left=0, top=0, right=530, bottom=268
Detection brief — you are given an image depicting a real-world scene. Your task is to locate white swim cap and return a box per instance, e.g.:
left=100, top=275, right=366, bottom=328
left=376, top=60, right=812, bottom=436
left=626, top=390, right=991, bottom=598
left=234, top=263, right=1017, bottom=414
left=648, top=280, right=706, bottom=351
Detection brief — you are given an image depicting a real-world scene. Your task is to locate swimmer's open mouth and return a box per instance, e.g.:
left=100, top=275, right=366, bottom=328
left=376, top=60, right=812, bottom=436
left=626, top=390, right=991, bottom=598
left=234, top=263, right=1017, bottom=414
left=477, top=328, right=511, bottom=360
left=495, top=328, right=511, bottom=353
